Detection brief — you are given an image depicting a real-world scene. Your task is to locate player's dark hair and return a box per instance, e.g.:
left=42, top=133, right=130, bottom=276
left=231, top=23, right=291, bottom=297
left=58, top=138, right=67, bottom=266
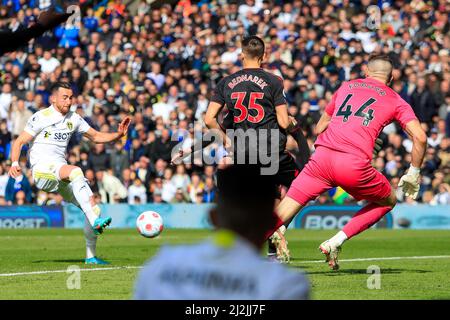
left=368, top=53, right=393, bottom=68
left=52, top=81, right=72, bottom=93
left=367, top=53, right=394, bottom=84
left=241, top=35, right=265, bottom=61
left=215, top=165, right=278, bottom=242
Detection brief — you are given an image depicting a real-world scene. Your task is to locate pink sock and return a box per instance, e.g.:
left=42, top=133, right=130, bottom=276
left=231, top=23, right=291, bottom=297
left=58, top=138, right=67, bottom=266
left=264, top=213, right=285, bottom=240
left=343, top=203, right=392, bottom=239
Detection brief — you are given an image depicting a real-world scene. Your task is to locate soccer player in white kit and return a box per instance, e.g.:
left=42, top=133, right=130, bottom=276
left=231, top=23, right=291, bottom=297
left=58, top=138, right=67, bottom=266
left=8, top=82, right=131, bottom=265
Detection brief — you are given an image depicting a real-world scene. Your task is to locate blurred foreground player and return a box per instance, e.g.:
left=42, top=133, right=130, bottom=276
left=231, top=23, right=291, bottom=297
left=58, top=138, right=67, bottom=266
left=9, top=82, right=131, bottom=264
left=134, top=165, right=309, bottom=300
left=269, top=54, right=427, bottom=270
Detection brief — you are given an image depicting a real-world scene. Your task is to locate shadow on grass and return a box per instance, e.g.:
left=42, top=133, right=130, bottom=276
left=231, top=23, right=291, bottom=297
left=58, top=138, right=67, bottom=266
left=291, top=265, right=431, bottom=275
left=32, top=259, right=85, bottom=264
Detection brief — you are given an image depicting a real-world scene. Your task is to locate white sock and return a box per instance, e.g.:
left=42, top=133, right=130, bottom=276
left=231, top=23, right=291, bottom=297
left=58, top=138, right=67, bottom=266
left=84, top=218, right=97, bottom=259
left=70, top=174, right=100, bottom=226
left=329, top=231, right=348, bottom=247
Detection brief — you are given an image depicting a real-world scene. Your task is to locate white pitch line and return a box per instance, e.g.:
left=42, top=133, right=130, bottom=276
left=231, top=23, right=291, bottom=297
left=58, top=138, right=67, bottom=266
left=0, top=266, right=142, bottom=277
left=295, top=255, right=450, bottom=264
left=1, top=255, right=450, bottom=278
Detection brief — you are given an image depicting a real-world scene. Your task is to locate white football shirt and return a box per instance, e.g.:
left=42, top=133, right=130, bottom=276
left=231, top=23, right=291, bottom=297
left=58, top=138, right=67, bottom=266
left=24, top=105, right=91, bottom=167
left=134, top=231, right=310, bottom=300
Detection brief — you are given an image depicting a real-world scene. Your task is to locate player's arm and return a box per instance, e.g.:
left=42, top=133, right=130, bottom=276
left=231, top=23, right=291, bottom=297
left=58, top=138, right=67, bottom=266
left=83, top=117, right=131, bottom=144
left=398, top=119, right=427, bottom=199
left=315, top=112, right=332, bottom=135
left=272, top=76, right=296, bottom=131
left=205, top=78, right=226, bottom=132
left=315, top=91, right=338, bottom=135
left=394, top=101, right=427, bottom=199
left=404, top=120, right=427, bottom=168
left=288, top=127, right=311, bottom=168
left=8, top=131, right=34, bottom=178
left=204, top=101, right=229, bottom=147
left=204, top=101, right=223, bottom=131
left=275, top=104, right=296, bottom=130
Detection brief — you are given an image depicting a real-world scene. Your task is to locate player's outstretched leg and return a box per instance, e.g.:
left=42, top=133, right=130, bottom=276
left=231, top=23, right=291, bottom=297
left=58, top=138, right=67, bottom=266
left=319, top=191, right=397, bottom=270
left=59, top=179, right=111, bottom=265
left=63, top=166, right=112, bottom=234
left=59, top=165, right=112, bottom=263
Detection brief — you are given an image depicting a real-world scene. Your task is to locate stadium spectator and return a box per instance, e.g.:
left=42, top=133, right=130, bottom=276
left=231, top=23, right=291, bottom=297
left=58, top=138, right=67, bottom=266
left=161, top=167, right=177, bottom=202
left=121, top=167, right=133, bottom=188
left=54, top=22, right=80, bottom=48
left=433, top=183, right=450, bottom=205
left=128, top=178, right=147, bottom=204
left=187, top=172, right=204, bottom=203
left=10, top=99, right=33, bottom=137
left=89, top=143, right=110, bottom=172
left=0, top=120, right=12, bottom=161
left=14, top=189, right=28, bottom=205
left=110, top=140, right=129, bottom=178
left=171, top=164, right=190, bottom=192
left=96, top=170, right=128, bottom=204
left=85, top=169, right=99, bottom=194
left=202, top=176, right=217, bottom=203
left=77, top=150, right=93, bottom=172
left=151, top=188, right=166, bottom=204
left=83, top=7, right=98, bottom=32
left=0, top=84, right=13, bottom=120
left=0, top=165, right=9, bottom=197
left=5, top=173, right=32, bottom=204
left=38, top=50, right=61, bottom=74
left=170, top=187, right=189, bottom=203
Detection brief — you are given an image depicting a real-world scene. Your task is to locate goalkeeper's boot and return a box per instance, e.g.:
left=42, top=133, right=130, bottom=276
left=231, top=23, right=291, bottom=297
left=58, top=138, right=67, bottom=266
left=85, top=257, right=110, bottom=265
left=319, top=240, right=341, bottom=271
left=269, top=226, right=290, bottom=264
left=92, top=217, right=112, bottom=235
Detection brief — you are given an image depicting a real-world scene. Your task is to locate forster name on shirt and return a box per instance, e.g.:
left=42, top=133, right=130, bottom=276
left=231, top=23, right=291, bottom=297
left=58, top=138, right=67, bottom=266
left=160, top=267, right=257, bottom=295
left=348, top=82, right=386, bottom=96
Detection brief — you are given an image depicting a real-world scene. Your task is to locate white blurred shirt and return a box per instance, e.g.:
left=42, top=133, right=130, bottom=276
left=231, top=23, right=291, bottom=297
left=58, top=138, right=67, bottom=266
left=38, top=57, right=61, bottom=74
left=0, top=93, right=12, bottom=119
left=0, top=174, right=9, bottom=197
left=134, top=231, right=310, bottom=300
left=152, top=101, right=175, bottom=122
left=128, top=184, right=147, bottom=204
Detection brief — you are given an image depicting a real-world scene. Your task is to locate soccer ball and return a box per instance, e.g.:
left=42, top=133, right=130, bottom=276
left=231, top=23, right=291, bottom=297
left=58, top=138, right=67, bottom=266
left=136, top=211, right=164, bottom=238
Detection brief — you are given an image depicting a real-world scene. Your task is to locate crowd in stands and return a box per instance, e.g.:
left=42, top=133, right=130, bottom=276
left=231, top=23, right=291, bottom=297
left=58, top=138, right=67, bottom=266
left=0, top=0, right=448, bottom=206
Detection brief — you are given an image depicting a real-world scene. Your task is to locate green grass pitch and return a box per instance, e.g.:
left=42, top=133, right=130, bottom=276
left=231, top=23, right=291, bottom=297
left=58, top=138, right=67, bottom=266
left=0, top=228, right=449, bottom=300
